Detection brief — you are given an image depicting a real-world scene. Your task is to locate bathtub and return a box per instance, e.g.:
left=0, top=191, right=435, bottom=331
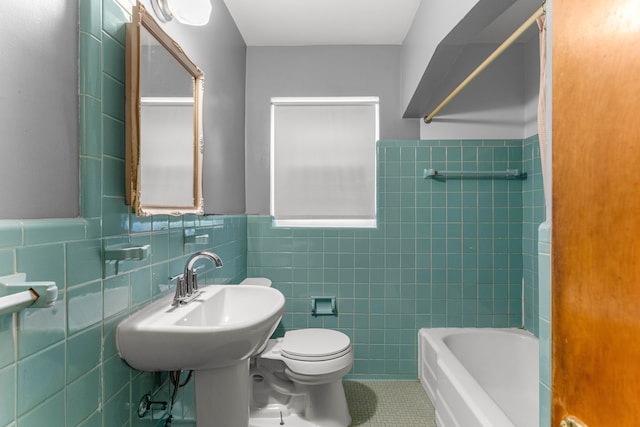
left=418, top=328, right=539, bottom=427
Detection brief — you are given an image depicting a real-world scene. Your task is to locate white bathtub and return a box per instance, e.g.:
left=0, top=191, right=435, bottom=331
left=419, top=328, right=539, bottom=427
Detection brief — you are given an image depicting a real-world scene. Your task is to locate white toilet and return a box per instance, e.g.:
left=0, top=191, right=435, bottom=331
left=240, top=278, right=353, bottom=427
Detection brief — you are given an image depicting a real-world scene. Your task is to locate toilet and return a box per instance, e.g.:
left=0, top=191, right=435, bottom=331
left=240, top=278, right=353, bottom=427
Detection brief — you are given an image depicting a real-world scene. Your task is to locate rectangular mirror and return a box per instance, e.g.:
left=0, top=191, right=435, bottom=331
left=125, top=4, right=204, bottom=216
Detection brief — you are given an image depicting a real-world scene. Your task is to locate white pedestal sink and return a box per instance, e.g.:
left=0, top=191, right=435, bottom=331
left=116, top=284, right=285, bottom=426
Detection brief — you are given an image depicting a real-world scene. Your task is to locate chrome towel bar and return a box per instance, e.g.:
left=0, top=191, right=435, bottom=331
left=424, top=168, right=527, bottom=179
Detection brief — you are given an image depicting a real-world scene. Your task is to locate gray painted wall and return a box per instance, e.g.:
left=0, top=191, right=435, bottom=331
left=418, top=42, right=530, bottom=139
left=244, top=45, right=420, bottom=214
left=0, top=0, right=246, bottom=218
left=140, top=0, right=247, bottom=214
left=402, top=0, right=541, bottom=139
left=523, top=35, right=541, bottom=138
left=401, top=0, right=478, bottom=115
left=418, top=35, right=540, bottom=139
left=0, top=1, right=79, bottom=219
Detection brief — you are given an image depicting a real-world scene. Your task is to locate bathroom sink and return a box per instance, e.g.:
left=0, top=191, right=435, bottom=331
left=116, top=284, right=285, bottom=371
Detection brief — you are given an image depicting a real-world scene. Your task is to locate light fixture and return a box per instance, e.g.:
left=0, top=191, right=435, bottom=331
left=150, top=0, right=212, bottom=26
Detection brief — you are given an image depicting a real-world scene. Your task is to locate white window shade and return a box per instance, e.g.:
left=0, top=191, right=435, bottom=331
left=271, top=97, right=379, bottom=228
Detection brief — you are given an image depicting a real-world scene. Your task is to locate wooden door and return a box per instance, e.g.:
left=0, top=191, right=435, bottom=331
left=552, top=0, right=640, bottom=425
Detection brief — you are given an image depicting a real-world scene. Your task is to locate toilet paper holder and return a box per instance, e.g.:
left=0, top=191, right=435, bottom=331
left=310, top=296, right=337, bottom=316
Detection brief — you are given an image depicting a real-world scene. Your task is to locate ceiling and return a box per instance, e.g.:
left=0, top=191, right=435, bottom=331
left=222, top=0, right=422, bottom=46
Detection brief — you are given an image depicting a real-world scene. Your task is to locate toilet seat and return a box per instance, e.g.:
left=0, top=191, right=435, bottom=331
left=281, top=329, right=351, bottom=362
left=258, top=329, right=354, bottom=378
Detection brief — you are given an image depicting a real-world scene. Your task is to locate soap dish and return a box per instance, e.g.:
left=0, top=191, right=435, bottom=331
left=103, top=242, right=151, bottom=276
left=104, top=243, right=151, bottom=262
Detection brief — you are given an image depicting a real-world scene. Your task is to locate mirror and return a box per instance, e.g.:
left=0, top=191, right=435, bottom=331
left=125, top=4, right=204, bottom=216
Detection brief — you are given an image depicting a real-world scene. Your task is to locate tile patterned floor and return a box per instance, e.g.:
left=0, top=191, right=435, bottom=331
left=344, top=380, right=437, bottom=427
left=167, top=380, right=436, bottom=426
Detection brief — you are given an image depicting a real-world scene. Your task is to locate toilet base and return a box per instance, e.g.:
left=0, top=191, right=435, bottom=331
left=249, top=330, right=354, bottom=427
left=249, top=380, right=351, bottom=427
left=249, top=413, right=338, bottom=427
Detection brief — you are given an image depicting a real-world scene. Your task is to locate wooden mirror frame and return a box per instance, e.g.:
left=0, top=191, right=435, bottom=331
left=125, top=4, right=204, bottom=216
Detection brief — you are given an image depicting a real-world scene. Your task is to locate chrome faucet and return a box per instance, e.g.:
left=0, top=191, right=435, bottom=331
left=171, top=251, right=223, bottom=306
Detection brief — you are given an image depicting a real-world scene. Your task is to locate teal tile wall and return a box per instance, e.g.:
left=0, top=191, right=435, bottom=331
left=538, top=222, right=552, bottom=427
left=247, top=139, right=526, bottom=379
left=523, top=134, right=546, bottom=336
left=0, top=1, right=247, bottom=426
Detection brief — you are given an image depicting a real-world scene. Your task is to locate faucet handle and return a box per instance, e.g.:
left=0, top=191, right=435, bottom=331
left=191, top=270, right=198, bottom=293
left=170, top=274, right=188, bottom=306
left=169, top=273, right=185, bottom=297
left=168, top=273, right=184, bottom=282
left=192, top=265, right=206, bottom=291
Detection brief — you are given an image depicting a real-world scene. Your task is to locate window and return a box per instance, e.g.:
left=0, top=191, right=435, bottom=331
left=270, top=97, right=379, bottom=228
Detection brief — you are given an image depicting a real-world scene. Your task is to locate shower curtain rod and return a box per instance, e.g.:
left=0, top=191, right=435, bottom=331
left=424, top=3, right=546, bottom=124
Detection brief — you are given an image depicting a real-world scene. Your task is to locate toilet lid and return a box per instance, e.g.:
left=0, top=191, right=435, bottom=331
left=282, top=329, right=351, bottom=361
